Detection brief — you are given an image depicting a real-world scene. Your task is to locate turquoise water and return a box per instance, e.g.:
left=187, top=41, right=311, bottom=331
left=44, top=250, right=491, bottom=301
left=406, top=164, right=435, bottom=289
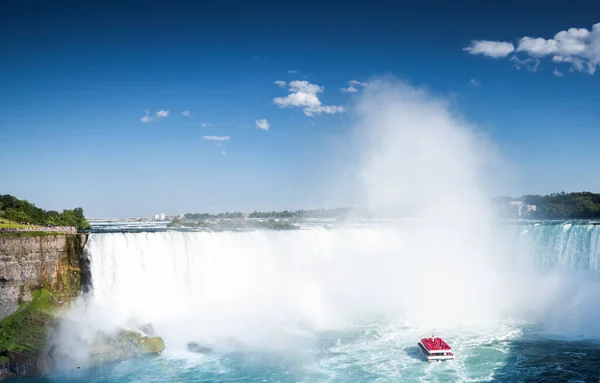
left=11, top=221, right=600, bottom=382
left=12, top=324, right=600, bottom=382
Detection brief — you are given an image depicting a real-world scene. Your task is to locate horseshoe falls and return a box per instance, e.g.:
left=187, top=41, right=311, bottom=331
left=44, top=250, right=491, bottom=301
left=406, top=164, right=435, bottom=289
left=34, top=220, right=600, bottom=383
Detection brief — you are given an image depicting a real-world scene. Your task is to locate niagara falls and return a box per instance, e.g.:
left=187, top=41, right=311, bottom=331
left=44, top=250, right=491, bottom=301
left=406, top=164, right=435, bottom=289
left=2, top=2, right=600, bottom=382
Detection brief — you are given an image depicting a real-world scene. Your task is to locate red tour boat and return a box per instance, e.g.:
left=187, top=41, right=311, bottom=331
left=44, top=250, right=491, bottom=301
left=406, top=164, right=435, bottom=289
left=418, top=332, right=454, bottom=361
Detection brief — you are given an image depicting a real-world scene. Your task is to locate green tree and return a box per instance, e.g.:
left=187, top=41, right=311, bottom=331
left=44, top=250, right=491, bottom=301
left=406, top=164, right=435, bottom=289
left=0, top=194, right=90, bottom=229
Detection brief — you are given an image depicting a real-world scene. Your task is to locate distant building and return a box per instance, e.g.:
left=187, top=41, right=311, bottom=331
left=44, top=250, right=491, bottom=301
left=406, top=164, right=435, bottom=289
left=153, top=213, right=167, bottom=220
left=509, top=201, right=536, bottom=217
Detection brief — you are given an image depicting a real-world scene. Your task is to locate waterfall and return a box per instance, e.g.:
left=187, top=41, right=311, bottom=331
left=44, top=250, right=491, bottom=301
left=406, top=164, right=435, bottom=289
left=515, top=222, right=600, bottom=272
left=80, top=222, right=600, bottom=349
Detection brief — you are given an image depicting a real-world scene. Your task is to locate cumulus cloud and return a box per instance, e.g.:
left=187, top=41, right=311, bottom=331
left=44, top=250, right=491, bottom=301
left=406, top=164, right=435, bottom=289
left=155, top=110, right=169, bottom=119
left=463, top=41, right=515, bottom=58
left=288, top=69, right=298, bottom=74
left=552, top=55, right=588, bottom=72
left=256, top=119, right=269, bottom=131
left=182, top=110, right=190, bottom=117
left=469, top=79, right=481, bottom=87
left=140, top=110, right=170, bottom=123
left=203, top=135, right=230, bottom=141
left=273, top=80, right=345, bottom=116
left=341, top=80, right=368, bottom=93
left=201, top=122, right=213, bottom=127
left=554, top=68, right=565, bottom=77
left=274, top=80, right=287, bottom=88
left=464, top=22, right=600, bottom=75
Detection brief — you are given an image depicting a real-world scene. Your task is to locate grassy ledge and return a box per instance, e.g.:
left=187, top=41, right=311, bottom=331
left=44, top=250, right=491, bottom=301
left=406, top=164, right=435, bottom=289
left=0, top=289, right=56, bottom=354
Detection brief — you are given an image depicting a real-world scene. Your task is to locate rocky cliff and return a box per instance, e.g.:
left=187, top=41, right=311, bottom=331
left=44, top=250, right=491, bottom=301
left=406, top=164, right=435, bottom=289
left=0, top=233, right=90, bottom=320
left=0, top=233, right=165, bottom=379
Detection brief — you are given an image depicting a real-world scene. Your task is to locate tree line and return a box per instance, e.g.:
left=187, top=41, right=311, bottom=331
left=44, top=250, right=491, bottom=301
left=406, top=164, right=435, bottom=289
left=0, top=194, right=90, bottom=229
left=248, top=208, right=355, bottom=218
left=182, top=208, right=355, bottom=220
left=184, top=212, right=245, bottom=220
left=494, top=192, right=600, bottom=219
left=522, top=192, right=600, bottom=218
left=185, top=194, right=600, bottom=221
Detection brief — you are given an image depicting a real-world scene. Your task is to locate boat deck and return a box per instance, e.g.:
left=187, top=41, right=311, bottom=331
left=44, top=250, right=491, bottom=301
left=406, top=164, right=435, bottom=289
left=418, top=337, right=454, bottom=361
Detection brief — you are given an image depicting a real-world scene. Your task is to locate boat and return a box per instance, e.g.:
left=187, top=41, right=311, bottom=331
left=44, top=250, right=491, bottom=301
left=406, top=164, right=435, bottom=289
left=418, top=333, right=454, bottom=361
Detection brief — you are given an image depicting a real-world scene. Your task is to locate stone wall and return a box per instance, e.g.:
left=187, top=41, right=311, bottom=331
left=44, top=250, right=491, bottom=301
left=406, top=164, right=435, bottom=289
left=0, top=234, right=89, bottom=319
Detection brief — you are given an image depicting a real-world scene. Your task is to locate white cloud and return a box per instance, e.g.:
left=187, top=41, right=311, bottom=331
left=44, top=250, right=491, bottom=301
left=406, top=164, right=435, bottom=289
left=469, top=79, right=480, bottom=87
left=510, top=56, right=540, bottom=72
left=274, top=80, right=287, bottom=88
left=256, top=119, right=269, bottom=131
left=140, top=114, right=154, bottom=123
left=203, top=135, right=230, bottom=141
left=465, top=22, right=600, bottom=75
left=201, top=122, right=214, bottom=128
left=288, top=69, right=298, bottom=74
left=182, top=110, right=190, bottom=117
left=273, top=80, right=344, bottom=116
left=221, top=150, right=227, bottom=156
left=306, top=105, right=344, bottom=116
left=517, top=28, right=590, bottom=57
left=341, top=80, right=368, bottom=93
left=155, top=110, right=169, bottom=119
left=463, top=41, right=515, bottom=58
left=553, top=68, right=565, bottom=77
left=348, top=80, right=368, bottom=86
left=552, top=55, right=589, bottom=73
left=216, top=143, right=223, bottom=147
left=140, top=110, right=170, bottom=123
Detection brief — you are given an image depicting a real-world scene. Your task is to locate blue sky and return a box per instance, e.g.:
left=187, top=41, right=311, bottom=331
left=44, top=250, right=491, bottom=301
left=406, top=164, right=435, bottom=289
left=1, top=1, right=599, bottom=217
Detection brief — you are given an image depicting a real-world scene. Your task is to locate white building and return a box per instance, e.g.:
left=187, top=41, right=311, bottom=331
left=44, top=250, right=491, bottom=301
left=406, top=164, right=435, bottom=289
left=153, top=213, right=167, bottom=220
left=509, top=201, right=536, bottom=217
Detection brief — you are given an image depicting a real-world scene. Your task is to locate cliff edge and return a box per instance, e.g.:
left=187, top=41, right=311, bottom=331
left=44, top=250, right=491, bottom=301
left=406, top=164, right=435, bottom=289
left=0, top=233, right=90, bottom=320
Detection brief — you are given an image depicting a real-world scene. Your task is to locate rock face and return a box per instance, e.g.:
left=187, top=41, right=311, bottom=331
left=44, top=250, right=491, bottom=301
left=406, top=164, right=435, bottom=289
left=0, top=289, right=60, bottom=376
left=187, top=342, right=213, bottom=354
left=0, top=355, right=11, bottom=380
left=0, top=288, right=166, bottom=378
left=0, top=233, right=89, bottom=320
left=89, top=330, right=165, bottom=365
left=0, top=234, right=165, bottom=379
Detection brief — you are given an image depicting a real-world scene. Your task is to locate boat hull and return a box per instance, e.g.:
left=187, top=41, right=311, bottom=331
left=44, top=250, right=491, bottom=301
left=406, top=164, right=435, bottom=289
left=418, top=342, right=454, bottom=361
